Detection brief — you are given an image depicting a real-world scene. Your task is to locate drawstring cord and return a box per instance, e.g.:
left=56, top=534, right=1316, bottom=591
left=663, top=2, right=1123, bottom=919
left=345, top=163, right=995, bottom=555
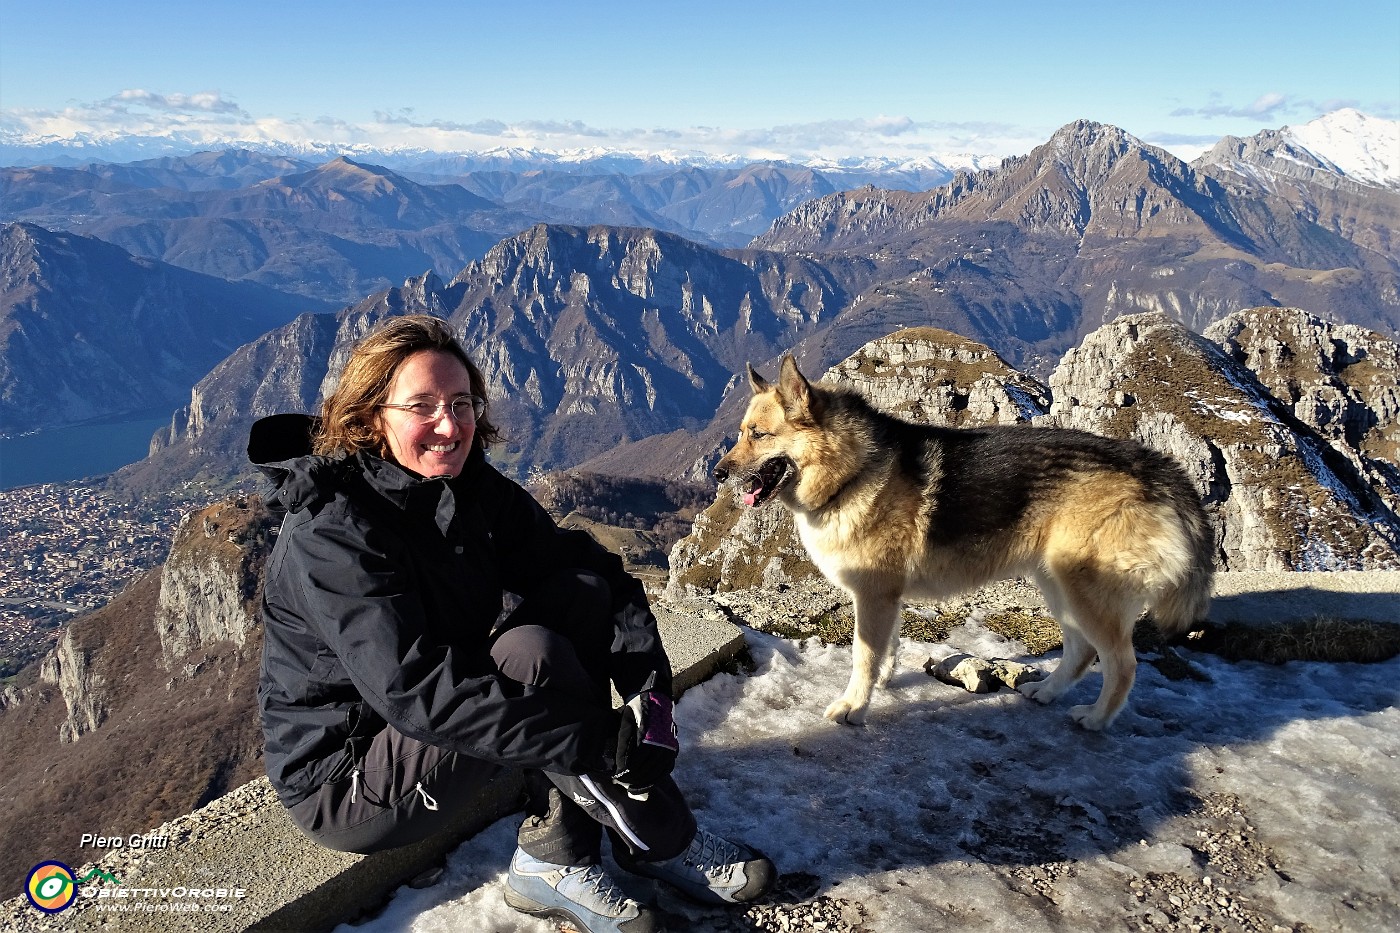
left=345, top=764, right=435, bottom=812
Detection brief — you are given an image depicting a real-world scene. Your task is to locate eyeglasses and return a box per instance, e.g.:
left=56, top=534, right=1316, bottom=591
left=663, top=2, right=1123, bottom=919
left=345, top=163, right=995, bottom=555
left=379, top=395, right=486, bottom=425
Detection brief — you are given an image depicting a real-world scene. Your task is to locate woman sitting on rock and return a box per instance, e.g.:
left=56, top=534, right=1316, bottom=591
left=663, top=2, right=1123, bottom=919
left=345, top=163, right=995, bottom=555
left=249, top=314, right=773, bottom=933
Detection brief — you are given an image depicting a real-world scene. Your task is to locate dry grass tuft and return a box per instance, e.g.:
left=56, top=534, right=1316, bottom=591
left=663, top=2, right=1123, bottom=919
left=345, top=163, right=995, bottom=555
left=981, top=608, right=1062, bottom=656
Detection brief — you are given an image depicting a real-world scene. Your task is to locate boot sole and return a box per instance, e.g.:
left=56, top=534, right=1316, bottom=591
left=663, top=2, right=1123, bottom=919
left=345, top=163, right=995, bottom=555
left=503, top=887, right=587, bottom=931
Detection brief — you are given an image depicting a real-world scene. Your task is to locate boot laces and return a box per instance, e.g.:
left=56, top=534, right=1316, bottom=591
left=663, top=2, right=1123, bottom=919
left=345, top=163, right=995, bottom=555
left=684, top=829, right=741, bottom=879
left=566, top=864, right=634, bottom=914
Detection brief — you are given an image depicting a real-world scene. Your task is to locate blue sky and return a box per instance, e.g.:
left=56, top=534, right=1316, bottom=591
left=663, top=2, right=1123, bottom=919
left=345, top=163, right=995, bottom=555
left=2, top=0, right=1397, bottom=161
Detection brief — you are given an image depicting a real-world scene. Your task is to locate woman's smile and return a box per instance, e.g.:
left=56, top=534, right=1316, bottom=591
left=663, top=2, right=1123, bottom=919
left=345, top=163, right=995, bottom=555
left=378, top=350, right=476, bottom=478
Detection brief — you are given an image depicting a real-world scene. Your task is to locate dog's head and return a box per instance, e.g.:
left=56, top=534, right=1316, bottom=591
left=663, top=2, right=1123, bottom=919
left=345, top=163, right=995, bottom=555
left=713, top=354, right=822, bottom=508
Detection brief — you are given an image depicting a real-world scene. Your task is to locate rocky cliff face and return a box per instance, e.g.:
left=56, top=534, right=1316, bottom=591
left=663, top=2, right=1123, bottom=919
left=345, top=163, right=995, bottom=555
left=668, top=311, right=1400, bottom=597
left=16, top=496, right=274, bottom=745
left=1204, top=308, right=1400, bottom=514
left=38, top=627, right=109, bottom=743
left=1039, top=312, right=1399, bottom=571
left=0, top=496, right=270, bottom=898
left=154, top=496, right=275, bottom=668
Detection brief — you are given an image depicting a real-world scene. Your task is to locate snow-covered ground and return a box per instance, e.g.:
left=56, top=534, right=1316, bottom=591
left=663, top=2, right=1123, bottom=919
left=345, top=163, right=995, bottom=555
left=342, top=619, right=1400, bottom=932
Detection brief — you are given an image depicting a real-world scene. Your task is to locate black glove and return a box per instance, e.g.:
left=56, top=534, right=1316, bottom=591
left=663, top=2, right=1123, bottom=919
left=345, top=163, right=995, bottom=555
left=613, top=689, right=679, bottom=797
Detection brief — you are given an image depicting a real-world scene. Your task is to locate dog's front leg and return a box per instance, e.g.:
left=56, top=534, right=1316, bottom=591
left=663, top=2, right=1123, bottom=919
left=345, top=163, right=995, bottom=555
left=825, top=591, right=901, bottom=725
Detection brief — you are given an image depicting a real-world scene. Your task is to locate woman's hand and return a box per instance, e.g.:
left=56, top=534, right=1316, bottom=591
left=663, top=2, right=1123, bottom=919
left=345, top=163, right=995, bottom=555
left=613, top=690, right=679, bottom=797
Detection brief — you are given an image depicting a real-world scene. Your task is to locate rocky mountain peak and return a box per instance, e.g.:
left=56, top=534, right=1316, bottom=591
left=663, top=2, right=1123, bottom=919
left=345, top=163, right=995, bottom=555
left=756, top=118, right=1215, bottom=251
left=1194, top=129, right=1331, bottom=189
left=279, top=155, right=394, bottom=189
left=1193, top=111, right=1400, bottom=194
left=1044, top=119, right=1144, bottom=170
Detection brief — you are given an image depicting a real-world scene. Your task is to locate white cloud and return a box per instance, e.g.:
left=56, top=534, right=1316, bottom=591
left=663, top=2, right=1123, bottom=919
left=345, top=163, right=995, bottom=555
left=1166, top=91, right=1381, bottom=124
left=0, top=88, right=1052, bottom=162
left=107, top=89, right=248, bottom=116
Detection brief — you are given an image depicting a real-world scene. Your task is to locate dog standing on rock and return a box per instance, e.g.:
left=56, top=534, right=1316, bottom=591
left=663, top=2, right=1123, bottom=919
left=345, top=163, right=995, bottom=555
left=713, top=355, right=1215, bottom=730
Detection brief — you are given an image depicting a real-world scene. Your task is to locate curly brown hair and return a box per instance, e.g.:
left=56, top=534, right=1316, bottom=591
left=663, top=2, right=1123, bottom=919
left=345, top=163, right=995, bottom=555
left=313, top=315, right=501, bottom=458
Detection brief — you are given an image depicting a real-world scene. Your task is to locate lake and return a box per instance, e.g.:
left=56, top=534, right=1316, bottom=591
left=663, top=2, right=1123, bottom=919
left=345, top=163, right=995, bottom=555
left=0, top=410, right=172, bottom=490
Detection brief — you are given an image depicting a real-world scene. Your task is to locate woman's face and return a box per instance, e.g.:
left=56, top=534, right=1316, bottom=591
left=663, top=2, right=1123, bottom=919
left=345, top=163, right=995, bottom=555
left=376, top=349, right=476, bottom=478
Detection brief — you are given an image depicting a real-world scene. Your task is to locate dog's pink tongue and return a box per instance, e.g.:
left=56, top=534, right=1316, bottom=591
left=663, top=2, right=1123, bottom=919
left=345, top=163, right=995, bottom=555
left=743, top=479, right=763, bottom=507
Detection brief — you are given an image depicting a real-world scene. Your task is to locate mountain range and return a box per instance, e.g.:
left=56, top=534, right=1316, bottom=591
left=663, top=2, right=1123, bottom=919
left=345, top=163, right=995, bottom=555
left=90, top=113, right=1398, bottom=499
left=2, top=111, right=1396, bottom=482
left=1, top=153, right=961, bottom=302
left=0, top=223, right=329, bottom=435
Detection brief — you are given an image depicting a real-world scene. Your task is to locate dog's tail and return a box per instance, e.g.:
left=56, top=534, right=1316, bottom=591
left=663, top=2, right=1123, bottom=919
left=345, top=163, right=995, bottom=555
left=1148, top=506, right=1215, bottom=638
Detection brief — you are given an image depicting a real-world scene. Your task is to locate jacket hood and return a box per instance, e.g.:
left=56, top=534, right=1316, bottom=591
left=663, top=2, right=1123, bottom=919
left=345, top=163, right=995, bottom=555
left=248, top=413, right=341, bottom=514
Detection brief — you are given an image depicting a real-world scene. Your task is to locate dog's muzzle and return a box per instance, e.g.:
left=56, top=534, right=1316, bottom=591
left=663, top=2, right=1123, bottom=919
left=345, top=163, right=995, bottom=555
left=717, top=456, right=795, bottom=508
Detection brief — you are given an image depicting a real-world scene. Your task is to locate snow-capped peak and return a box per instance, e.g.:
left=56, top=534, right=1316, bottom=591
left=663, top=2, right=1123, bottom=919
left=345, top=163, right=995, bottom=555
left=1284, top=108, right=1400, bottom=189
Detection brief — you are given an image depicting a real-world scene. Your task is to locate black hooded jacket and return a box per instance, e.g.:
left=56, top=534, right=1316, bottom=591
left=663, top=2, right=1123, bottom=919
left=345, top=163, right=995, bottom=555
left=249, top=414, right=672, bottom=808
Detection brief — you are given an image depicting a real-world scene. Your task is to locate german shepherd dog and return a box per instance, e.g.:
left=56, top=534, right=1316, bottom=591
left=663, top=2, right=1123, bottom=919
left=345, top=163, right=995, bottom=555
left=713, top=355, right=1214, bottom=730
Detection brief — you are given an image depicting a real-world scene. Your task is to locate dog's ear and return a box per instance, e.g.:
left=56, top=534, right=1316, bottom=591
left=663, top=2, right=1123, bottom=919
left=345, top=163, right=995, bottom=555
left=747, top=363, right=770, bottom=394
left=777, top=354, right=819, bottom=418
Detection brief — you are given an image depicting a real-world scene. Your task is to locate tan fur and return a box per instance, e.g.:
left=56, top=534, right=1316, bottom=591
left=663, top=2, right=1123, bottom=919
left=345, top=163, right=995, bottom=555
left=714, top=355, right=1214, bottom=731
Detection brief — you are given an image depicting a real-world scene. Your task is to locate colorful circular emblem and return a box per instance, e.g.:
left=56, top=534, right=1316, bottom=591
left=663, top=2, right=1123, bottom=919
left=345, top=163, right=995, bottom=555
left=26, top=861, right=78, bottom=913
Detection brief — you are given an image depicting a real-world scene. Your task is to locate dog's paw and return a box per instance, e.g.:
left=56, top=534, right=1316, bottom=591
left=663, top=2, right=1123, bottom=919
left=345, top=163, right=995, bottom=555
left=824, top=697, right=868, bottom=725
left=1069, top=704, right=1110, bottom=731
left=1017, top=679, right=1058, bottom=705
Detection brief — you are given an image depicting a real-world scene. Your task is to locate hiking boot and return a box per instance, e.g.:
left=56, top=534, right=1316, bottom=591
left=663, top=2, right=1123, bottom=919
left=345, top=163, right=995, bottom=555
left=504, top=848, right=662, bottom=933
left=615, top=827, right=775, bottom=905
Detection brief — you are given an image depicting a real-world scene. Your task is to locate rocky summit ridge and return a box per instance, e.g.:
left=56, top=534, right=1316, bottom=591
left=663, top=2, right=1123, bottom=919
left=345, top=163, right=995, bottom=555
left=668, top=310, right=1400, bottom=600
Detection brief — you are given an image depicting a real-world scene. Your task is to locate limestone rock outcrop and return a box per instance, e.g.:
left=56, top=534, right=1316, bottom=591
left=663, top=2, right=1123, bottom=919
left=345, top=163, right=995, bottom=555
left=38, top=627, right=109, bottom=743
left=1040, top=311, right=1399, bottom=570
left=153, top=496, right=275, bottom=668
left=1205, top=308, right=1400, bottom=515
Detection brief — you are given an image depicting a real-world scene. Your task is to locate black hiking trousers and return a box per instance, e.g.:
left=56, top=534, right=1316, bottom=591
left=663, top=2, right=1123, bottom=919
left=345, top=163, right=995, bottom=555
left=286, top=569, right=696, bottom=864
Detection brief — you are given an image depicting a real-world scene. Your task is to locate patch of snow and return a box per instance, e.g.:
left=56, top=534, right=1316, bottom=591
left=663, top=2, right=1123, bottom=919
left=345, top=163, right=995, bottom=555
left=344, top=626, right=1400, bottom=932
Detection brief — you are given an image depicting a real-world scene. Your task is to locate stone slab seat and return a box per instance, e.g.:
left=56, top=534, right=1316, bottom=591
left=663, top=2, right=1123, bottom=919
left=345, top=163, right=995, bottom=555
left=40, top=604, right=745, bottom=933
